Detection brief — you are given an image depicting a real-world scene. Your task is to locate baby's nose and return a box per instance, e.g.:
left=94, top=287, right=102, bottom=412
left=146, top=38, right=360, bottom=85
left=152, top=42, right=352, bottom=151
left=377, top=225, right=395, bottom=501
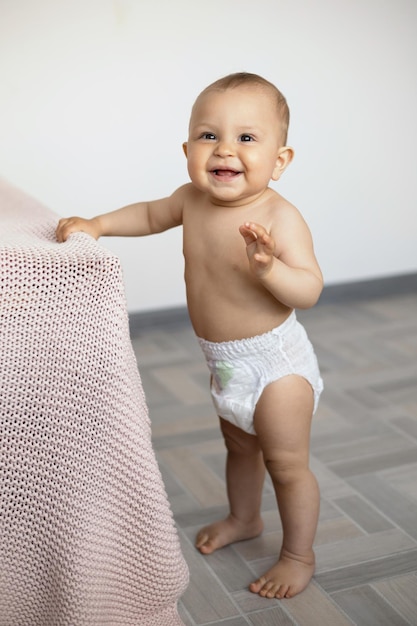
left=215, top=139, right=235, bottom=157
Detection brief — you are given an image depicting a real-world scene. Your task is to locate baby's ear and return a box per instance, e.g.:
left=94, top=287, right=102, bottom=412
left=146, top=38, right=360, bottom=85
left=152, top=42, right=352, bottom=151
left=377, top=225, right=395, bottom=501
left=182, top=142, right=188, bottom=157
left=272, top=146, right=294, bottom=181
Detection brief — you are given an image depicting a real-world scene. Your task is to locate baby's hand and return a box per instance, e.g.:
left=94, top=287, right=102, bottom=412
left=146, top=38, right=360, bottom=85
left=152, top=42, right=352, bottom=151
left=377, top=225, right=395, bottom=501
left=239, top=222, right=276, bottom=278
left=56, top=216, right=100, bottom=242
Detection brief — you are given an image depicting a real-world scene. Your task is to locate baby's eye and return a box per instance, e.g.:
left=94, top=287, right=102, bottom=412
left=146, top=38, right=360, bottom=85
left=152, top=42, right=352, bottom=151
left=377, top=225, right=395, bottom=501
left=239, top=134, right=254, bottom=142
left=201, top=132, right=216, bottom=140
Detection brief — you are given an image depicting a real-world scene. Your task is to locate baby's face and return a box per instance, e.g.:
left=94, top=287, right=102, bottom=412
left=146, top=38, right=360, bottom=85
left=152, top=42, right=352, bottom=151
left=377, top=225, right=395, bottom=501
left=184, top=85, right=286, bottom=206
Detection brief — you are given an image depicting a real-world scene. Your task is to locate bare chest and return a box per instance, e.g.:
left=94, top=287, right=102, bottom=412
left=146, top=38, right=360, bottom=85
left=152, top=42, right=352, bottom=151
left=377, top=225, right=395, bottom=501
left=183, top=203, right=269, bottom=268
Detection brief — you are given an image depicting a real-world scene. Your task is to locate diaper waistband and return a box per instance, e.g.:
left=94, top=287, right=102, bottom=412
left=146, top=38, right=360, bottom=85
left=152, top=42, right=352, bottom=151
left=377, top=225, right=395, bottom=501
left=197, top=311, right=297, bottom=359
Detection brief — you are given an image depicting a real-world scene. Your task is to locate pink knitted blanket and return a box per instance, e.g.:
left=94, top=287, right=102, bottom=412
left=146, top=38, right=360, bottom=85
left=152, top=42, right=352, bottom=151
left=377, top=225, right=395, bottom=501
left=0, top=180, right=188, bottom=625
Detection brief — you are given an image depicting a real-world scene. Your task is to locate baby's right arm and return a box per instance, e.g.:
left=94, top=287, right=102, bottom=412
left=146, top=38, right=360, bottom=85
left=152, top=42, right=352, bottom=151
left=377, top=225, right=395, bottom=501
left=55, top=185, right=188, bottom=242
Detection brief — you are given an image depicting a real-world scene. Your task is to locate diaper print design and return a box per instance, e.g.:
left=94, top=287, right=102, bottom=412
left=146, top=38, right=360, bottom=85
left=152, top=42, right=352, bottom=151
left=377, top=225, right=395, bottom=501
left=212, top=361, right=234, bottom=392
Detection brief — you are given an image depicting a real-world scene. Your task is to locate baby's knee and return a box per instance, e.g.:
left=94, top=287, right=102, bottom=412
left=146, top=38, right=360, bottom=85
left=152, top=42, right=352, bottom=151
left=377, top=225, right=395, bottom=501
left=264, top=456, right=309, bottom=486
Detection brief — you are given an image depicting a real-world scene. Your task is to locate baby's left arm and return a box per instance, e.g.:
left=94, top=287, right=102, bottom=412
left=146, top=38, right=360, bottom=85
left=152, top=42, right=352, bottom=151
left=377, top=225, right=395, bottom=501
left=239, top=215, right=323, bottom=310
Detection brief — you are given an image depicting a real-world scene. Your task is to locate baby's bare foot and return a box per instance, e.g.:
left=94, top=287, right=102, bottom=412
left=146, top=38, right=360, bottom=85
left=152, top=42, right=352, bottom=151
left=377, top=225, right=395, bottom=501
left=249, top=551, right=315, bottom=599
left=196, top=514, right=263, bottom=554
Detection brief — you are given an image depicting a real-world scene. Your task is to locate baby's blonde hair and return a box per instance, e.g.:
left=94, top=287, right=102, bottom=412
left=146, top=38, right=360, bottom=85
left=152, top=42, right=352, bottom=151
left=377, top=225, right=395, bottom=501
left=195, top=72, right=290, bottom=145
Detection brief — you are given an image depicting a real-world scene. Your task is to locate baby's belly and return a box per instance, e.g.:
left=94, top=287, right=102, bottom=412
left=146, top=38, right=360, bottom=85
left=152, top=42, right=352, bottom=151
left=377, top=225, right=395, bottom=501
left=187, top=289, right=291, bottom=343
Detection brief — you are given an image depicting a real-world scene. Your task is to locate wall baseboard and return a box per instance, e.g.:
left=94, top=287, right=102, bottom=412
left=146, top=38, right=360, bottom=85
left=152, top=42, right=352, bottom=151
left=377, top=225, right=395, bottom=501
left=129, top=305, right=192, bottom=335
left=318, top=272, right=417, bottom=304
left=129, top=272, right=417, bottom=335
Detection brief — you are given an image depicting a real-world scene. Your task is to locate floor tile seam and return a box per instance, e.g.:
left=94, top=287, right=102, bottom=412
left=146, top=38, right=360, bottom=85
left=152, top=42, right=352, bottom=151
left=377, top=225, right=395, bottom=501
left=178, top=600, right=197, bottom=626
left=302, top=581, right=360, bottom=626
left=325, top=446, right=417, bottom=477
left=325, top=495, right=393, bottom=536
left=323, top=362, right=417, bottom=382
left=373, top=418, right=417, bottom=444
left=152, top=428, right=222, bottom=451
left=311, top=431, right=416, bottom=460
left=197, top=617, right=252, bottom=626
left=354, top=511, right=417, bottom=546
left=156, top=457, right=209, bottom=513
left=314, top=546, right=417, bottom=578
left=382, top=525, right=417, bottom=546
left=320, top=370, right=409, bottom=388
left=378, top=458, right=417, bottom=483
left=314, top=333, right=417, bottom=354
left=329, top=586, right=412, bottom=626
left=174, top=506, right=232, bottom=531
left=348, top=470, right=417, bottom=512
left=388, top=419, right=417, bottom=444
left=133, top=349, right=199, bottom=364
left=172, top=485, right=213, bottom=517
left=243, top=605, right=299, bottom=626
left=320, top=597, right=357, bottom=626
left=314, top=548, right=417, bottom=580
left=370, top=579, right=417, bottom=626
left=313, top=450, right=417, bottom=476
left=342, top=475, right=417, bottom=542
left=322, top=376, right=417, bottom=397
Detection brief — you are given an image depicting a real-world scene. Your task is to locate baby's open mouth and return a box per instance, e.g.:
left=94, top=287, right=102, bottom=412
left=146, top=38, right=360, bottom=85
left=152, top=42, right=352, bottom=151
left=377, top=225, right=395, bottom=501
left=211, top=169, right=241, bottom=178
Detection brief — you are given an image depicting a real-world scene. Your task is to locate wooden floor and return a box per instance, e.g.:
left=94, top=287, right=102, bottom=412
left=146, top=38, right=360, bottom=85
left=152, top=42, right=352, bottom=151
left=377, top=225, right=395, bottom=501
left=130, top=291, right=417, bottom=626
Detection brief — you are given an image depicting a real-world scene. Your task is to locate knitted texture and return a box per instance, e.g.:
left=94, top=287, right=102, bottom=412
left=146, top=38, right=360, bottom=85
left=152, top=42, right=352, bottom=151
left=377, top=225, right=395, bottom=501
left=0, top=180, right=189, bottom=625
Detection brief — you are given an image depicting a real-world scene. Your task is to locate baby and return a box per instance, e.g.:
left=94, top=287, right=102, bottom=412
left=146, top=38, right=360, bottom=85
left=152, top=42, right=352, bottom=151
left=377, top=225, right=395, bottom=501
left=56, top=72, right=323, bottom=599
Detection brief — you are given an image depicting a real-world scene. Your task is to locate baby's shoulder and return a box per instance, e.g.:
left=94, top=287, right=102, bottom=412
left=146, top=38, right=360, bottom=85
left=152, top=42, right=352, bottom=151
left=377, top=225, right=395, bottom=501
left=264, top=191, right=310, bottom=239
left=265, top=189, right=300, bottom=219
left=174, top=182, right=201, bottom=201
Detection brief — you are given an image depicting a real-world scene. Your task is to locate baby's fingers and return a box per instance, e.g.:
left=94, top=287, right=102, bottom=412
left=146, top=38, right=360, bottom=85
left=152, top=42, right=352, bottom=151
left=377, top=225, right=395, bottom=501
left=243, top=222, right=274, bottom=251
left=56, top=218, right=75, bottom=242
left=241, top=222, right=268, bottom=241
left=55, top=217, right=89, bottom=242
left=239, top=223, right=258, bottom=245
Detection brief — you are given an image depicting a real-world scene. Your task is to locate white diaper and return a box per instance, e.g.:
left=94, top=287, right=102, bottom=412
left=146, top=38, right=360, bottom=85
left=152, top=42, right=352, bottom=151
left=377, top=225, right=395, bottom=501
left=197, top=311, right=323, bottom=434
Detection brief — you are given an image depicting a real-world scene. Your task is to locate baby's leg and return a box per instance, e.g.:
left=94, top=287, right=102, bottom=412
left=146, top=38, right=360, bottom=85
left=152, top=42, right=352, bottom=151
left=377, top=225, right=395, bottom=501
left=250, top=374, right=319, bottom=599
left=196, top=417, right=265, bottom=554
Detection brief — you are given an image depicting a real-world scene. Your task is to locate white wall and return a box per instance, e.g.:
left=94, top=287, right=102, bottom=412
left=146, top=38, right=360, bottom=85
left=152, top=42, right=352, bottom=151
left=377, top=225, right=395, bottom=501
left=1, top=0, right=416, bottom=313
